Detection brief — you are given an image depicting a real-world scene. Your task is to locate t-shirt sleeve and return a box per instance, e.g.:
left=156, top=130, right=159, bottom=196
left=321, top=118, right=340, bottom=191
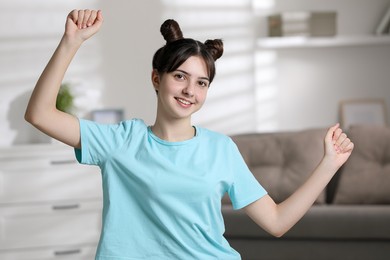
left=227, top=138, right=267, bottom=210
left=74, top=118, right=135, bottom=166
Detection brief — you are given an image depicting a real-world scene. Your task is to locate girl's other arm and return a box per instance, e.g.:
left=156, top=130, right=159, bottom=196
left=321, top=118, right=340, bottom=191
left=243, top=124, right=354, bottom=237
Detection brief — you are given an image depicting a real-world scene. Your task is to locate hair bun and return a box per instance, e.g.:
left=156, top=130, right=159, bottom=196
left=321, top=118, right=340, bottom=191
left=160, top=19, right=183, bottom=43
left=205, top=39, right=224, bottom=61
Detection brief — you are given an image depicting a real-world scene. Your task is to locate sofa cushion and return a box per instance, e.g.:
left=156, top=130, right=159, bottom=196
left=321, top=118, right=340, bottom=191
left=231, top=128, right=327, bottom=204
left=333, top=126, right=390, bottom=204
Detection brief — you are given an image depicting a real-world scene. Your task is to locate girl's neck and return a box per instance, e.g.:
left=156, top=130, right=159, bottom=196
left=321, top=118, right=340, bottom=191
left=151, top=119, right=196, bottom=142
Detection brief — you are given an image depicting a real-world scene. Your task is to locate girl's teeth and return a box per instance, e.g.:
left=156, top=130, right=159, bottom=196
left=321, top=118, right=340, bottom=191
left=178, top=98, right=190, bottom=105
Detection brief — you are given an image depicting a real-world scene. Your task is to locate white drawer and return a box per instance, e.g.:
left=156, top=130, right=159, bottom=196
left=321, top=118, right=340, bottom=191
left=0, top=163, right=102, bottom=203
left=0, top=244, right=97, bottom=260
left=0, top=201, right=101, bottom=250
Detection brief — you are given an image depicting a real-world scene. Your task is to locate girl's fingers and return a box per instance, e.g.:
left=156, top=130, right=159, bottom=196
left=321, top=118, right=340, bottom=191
left=338, top=137, right=349, bottom=149
left=65, top=9, right=103, bottom=40
left=334, top=133, right=354, bottom=154
left=97, top=10, right=103, bottom=22
left=76, top=10, right=84, bottom=29
left=335, top=132, right=347, bottom=147
left=72, top=9, right=100, bottom=29
left=68, top=9, right=79, bottom=24
left=326, top=123, right=339, bottom=143
left=332, top=128, right=342, bottom=142
left=345, top=142, right=354, bottom=152
left=82, top=9, right=91, bottom=28
left=87, top=10, right=98, bottom=27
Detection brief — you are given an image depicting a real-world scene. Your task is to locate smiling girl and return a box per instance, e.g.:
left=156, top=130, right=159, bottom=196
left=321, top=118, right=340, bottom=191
left=25, top=9, right=354, bottom=260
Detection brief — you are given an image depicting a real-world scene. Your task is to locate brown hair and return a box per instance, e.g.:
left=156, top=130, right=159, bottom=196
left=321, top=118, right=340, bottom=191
left=152, top=19, right=223, bottom=84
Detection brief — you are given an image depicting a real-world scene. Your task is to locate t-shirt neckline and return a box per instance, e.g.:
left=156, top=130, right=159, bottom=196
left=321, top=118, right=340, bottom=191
left=147, top=126, right=199, bottom=146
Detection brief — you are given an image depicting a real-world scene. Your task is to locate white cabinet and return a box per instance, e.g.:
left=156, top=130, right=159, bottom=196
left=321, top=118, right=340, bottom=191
left=0, top=144, right=102, bottom=260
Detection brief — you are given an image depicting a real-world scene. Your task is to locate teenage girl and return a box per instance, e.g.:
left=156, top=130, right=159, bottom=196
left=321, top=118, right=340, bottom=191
left=25, top=9, right=354, bottom=260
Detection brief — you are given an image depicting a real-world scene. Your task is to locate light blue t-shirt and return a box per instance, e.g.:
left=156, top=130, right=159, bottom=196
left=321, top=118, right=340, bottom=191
left=75, top=118, right=267, bottom=260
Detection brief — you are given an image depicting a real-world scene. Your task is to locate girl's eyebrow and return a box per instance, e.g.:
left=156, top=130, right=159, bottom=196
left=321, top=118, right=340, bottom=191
left=176, top=69, right=210, bottom=82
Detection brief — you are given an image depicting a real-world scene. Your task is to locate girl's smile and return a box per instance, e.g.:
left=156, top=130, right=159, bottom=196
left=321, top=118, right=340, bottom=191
left=175, top=97, right=193, bottom=107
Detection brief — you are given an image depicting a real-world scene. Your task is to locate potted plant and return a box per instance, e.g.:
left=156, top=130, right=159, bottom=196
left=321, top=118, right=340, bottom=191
left=56, top=83, right=75, bottom=114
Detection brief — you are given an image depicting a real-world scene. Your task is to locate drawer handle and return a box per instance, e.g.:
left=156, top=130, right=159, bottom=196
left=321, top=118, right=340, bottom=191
left=50, top=159, right=76, bottom=165
left=52, top=204, right=80, bottom=210
left=54, top=249, right=81, bottom=256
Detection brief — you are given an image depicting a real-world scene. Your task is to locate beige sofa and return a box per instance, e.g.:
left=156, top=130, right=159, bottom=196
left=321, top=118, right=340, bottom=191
left=223, top=125, right=390, bottom=260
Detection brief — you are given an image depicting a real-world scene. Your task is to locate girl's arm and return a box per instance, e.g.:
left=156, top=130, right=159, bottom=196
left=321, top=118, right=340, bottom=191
left=244, top=123, right=354, bottom=237
left=25, top=9, right=103, bottom=148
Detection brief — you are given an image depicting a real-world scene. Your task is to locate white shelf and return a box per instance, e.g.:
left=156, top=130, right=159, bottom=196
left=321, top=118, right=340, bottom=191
left=257, top=35, right=390, bottom=49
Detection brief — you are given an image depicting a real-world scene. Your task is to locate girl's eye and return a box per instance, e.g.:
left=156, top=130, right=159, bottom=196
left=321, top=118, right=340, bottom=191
left=174, top=73, right=185, bottom=80
left=198, top=81, right=209, bottom=87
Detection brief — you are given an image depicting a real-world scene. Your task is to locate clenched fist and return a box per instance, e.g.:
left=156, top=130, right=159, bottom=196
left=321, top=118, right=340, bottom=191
left=65, top=9, right=103, bottom=43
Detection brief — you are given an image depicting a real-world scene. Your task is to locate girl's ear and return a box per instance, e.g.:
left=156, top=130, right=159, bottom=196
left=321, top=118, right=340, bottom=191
left=151, top=69, right=160, bottom=92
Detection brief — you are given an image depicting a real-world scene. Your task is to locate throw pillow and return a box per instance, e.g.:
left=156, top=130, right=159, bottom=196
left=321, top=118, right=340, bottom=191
left=333, top=126, right=390, bottom=204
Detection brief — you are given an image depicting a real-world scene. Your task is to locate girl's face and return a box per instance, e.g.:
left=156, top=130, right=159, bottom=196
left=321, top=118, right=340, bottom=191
left=152, top=55, right=210, bottom=121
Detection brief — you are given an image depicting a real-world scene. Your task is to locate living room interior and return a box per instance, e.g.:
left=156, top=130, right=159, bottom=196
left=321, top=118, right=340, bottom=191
left=1, top=0, right=390, bottom=259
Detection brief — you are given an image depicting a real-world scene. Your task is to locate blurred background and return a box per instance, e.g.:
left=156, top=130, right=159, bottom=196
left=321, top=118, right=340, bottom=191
left=1, top=1, right=390, bottom=259
left=1, top=0, right=390, bottom=145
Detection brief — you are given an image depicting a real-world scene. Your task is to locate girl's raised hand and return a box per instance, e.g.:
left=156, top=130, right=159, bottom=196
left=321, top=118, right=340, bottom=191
left=324, top=123, right=354, bottom=169
left=65, top=9, right=103, bottom=43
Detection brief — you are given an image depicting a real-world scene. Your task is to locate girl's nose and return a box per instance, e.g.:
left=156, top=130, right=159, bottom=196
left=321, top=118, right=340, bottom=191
left=183, top=83, right=194, bottom=97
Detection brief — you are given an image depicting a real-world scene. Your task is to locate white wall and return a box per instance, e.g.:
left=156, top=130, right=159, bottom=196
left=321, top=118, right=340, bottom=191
left=98, top=0, right=163, bottom=126
left=276, top=45, right=390, bottom=131
left=254, top=0, right=390, bottom=131
left=0, top=0, right=102, bottom=146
